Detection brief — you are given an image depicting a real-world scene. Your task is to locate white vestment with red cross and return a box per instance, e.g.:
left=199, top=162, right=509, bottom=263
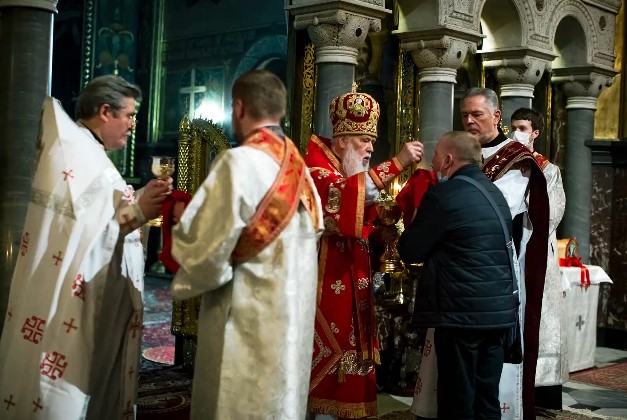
left=0, top=98, right=145, bottom=419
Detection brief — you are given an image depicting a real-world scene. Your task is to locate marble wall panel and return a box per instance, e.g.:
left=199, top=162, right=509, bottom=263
left=591, top=166, right=613, bottom=327
left=607, top=168, right=627, bottom=330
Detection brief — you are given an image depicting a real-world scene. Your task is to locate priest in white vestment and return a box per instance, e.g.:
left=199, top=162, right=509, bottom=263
left=171, top=70, right=323, bottom=420
left=0, top=76, right=170, bottom=420
left=511, top=108, right=568, bottom=409
left=411, top=89, right=549, bottom=420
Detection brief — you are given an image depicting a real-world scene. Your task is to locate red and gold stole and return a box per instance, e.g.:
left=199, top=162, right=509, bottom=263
left=482, top=140, right=550, bottom=418
left=231, top=128, right=320, bottom=263
left=533, top=151, right=550, bottom=171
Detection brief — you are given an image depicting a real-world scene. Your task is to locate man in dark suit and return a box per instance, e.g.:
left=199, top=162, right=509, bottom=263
left=398, top=131, right=517, bottom=420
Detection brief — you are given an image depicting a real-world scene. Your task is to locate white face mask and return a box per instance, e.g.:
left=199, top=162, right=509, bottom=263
left=511, top=131, right=531, bottom=146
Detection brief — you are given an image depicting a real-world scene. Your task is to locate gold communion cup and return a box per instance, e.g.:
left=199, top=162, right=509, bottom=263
left=374, top=191, right=404, bottom=274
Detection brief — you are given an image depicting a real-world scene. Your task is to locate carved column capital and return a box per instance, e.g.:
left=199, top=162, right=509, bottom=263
left=401, top=35, right=477, bottom=71
left=288, top=1, right=390, bottom=64
left=551, top=67, right=616, bottom=99
left=481, top=48, right=555, bottom=87
left=0, top=0, right=57, bottom=12
left=556, top=73, right=614, bottom=99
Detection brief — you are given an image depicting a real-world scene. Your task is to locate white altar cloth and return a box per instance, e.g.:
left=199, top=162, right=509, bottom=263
left=561, top=265, right=612, bottom=372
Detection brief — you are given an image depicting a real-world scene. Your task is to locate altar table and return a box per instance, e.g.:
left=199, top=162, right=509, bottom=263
left=560, top=265, right=612, bottom=372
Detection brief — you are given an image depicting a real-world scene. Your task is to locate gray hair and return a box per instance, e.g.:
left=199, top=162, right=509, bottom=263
left=461, top=88, right=499, bottom=115
left=76, top=75, right=142, bottom=119
left=441, top=131, right=482, bottom=165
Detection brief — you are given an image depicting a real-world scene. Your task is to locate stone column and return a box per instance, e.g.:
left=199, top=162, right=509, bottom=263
left=288, top=1, right=389, bottom=138
left=552, top=70, right=614, bottom=262
left=400, top=35, right=478, bottom=164
left=0, top=0, right=57, bottom=329
left=483, top=53, right=553, bottom=127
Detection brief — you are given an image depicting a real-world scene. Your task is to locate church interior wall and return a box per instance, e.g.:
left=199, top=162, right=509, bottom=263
left=160, top=0, right=287, bottom=143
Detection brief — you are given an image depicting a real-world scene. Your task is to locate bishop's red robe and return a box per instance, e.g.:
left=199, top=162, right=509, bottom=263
left=305, top=134, right=405, bottom=418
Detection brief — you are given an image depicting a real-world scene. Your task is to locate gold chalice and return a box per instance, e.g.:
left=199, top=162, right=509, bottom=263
left=148, top=156, right=175, bottom=228
left=375, top=191, right=404, bottom=273
left=375, top=191, right=407, bottom=308
left=151, top=156, right=176, bottom=181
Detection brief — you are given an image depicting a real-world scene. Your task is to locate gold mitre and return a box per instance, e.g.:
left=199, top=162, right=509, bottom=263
left=329, top=92, right=380, bottom=138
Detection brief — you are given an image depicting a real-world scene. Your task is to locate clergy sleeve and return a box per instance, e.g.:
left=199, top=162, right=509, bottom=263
left=397, top=190, right=446, bottom=264
left=171, top=151, right=245, bottom=300
left=545, top=164, right=565, bottom=235
left=368, top=157, right=404, bottom=190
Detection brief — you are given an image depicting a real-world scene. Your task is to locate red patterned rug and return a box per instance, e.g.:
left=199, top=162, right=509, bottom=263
left=137, top=365, right=192, bottom=420
left=570, top=361, right=627, bottom=392
left=143, top=346, right=175, bottom=365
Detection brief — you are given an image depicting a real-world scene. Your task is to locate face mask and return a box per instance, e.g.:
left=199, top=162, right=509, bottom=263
left=436, top=158, right=451, bottom=183
left=511, top=131, right=531, bottom=146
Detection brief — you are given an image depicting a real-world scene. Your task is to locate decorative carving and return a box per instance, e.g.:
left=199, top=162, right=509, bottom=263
left=599, top=15, right=607, bottom=30
left=298, top=12, right=380, bottom=64
left=288, top=0, right=389, bottom=64
left=300, top=43, right=316, bottom=153
left=536, top=0, right=545, bottom=11
left=402, top=36, right=477, bottom=71
left=552, top=69, right=615, bottom=98
left=174, top=115, right=230, bottom=369
left=484, top=56, right=552, bottom=86
left=80, top=0, right=96, bottom=89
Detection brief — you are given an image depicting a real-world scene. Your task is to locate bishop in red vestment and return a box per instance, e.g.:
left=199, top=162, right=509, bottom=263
left=306, top=92, right=423, bottom=418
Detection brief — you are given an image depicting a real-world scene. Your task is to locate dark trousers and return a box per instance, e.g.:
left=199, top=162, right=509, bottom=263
left=434, top=328, right=507, bottom=420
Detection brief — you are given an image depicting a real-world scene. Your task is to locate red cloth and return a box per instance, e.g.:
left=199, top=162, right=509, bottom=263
left=396, top=168, right=437, bottom=226
left=158, top=189, right=192, bottom=273
left=559, top=257, right=591, bottom=288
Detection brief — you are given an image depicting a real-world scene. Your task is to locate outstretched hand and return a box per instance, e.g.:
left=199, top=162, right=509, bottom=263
left=396, top=141, right=424, bottom=168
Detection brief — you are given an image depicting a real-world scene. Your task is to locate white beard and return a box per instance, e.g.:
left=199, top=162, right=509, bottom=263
left=341, top=144, right=369, bottom=177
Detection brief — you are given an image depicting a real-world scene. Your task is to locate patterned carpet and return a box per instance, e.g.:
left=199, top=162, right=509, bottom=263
left=137, top=365, right=192, bottom=420
left=570, top=361, right=627, bottom=393
left=142, top=276, right=175, bottom=366
left=138, top=276, right=190, bottom=419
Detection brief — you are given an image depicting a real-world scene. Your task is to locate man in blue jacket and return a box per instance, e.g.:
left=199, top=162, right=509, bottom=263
left=398, top=130, right=517, bottom=420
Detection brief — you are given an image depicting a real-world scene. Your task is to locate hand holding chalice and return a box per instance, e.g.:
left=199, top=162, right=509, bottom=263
left=145, top=156, right=175, bottom=226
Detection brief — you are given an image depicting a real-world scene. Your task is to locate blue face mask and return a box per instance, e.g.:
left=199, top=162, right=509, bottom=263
left=436, top=159, right=451, bottom=183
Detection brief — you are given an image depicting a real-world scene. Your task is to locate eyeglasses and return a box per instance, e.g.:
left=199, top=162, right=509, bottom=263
left=112, top=109, right=136, bottom=126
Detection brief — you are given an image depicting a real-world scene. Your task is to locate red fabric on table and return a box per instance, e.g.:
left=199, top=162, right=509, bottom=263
left=559, top=257, right=591, bottom=288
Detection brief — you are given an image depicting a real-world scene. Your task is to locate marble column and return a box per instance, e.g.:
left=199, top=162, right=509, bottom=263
left=0, top=0, right=57, bottom=329
left=500, top=84, right=534, bottom=126
left=313, top=56, right=356, bottom=138
left=484, top=54, right=552, bottom=127
left=289, top=3, right=389, bottom=139
left=552, top=69, right=614, bottom=262
left=417, top=68, right=457, bottom=164
left=562, top=97, right=597, bottom=263
left=400, top=35, right=478, bottom=164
